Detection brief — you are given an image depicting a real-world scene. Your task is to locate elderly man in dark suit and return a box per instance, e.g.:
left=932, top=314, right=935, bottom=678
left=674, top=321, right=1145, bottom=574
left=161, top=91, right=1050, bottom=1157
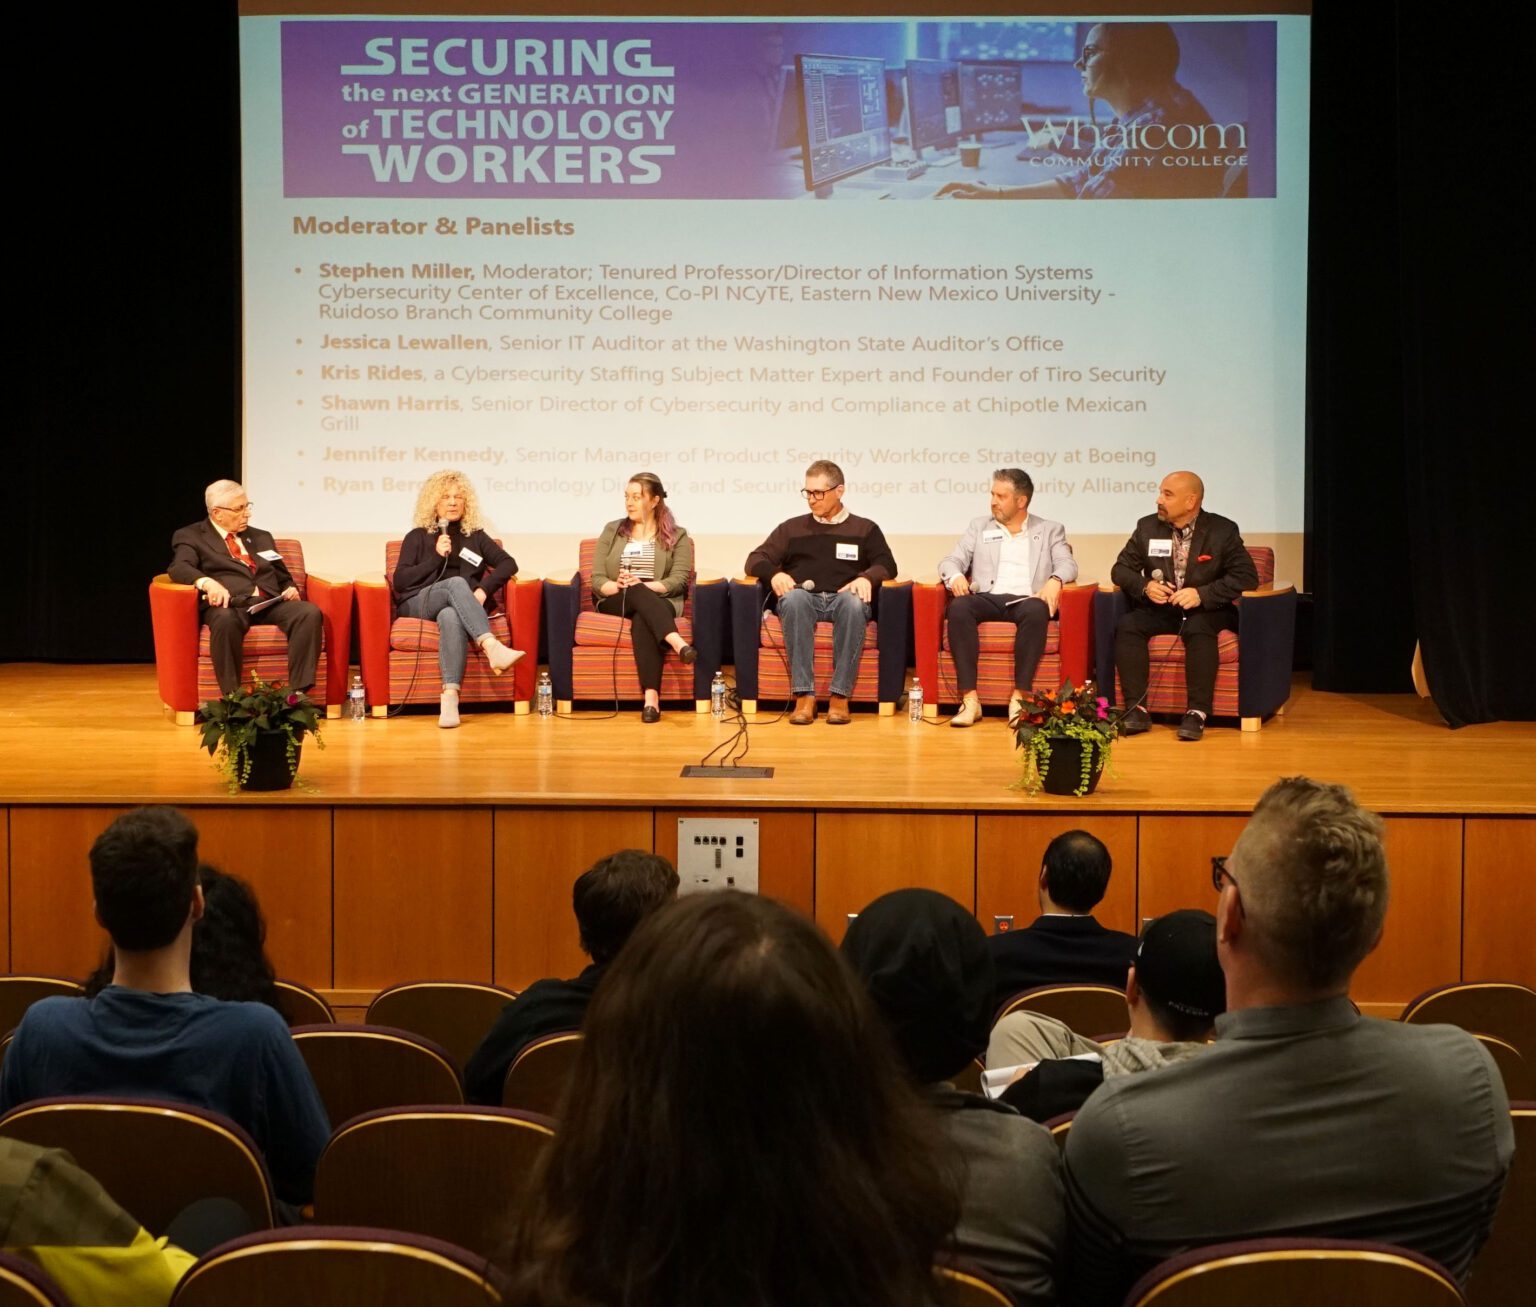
left=167, top=479, right=323, bottom=695
left=1112, top=471, right=1257, bottom=741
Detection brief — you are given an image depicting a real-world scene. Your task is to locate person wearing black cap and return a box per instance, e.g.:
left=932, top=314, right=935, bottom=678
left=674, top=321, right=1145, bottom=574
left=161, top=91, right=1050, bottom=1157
left=842, top=889, right=1064, bottom=1307
left=995, top=909, right=1225, bottom=1123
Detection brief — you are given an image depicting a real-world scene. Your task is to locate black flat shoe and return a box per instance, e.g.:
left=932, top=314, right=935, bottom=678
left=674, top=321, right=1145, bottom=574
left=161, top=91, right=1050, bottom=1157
left=677, top=644, right=698, bottom=664
left=641, top=705, right=661, bottom=724
left=1177, top=711, right=1206, bottom=742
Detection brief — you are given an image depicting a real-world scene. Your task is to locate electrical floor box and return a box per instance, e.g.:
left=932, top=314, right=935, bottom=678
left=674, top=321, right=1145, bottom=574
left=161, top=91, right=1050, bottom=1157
left=676, top=818, right=760, bottom=895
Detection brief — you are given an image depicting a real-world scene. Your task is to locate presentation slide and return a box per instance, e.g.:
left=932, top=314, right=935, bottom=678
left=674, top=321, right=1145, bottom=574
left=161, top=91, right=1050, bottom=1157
left=239, top=9, right=1309, bottom=585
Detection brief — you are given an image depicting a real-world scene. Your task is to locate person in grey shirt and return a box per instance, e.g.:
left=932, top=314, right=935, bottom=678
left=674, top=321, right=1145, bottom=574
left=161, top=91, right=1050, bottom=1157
left=843, top=889, right=1064, bottom=1306
left=1064, top=777, right=1514, bottom=1304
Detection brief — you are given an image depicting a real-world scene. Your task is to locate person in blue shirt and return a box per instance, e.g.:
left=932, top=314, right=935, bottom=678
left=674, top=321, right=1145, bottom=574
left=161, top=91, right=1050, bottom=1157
left=0, top=807, right=329, bottom=1209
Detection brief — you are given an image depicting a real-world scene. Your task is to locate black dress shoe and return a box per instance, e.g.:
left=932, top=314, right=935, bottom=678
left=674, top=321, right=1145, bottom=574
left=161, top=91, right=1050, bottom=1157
left=1177, top=711, right=1206, bottom=742
left=677, top=644, right=698, bottom=664
left=1120, top=706, right=1151, bottom=736
left=641, top=705, right=661, bottom=724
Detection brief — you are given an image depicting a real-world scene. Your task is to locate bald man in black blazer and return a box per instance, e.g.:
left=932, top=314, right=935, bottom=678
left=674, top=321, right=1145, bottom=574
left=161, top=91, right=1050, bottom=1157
left=167, top=480, right=322, bottom=695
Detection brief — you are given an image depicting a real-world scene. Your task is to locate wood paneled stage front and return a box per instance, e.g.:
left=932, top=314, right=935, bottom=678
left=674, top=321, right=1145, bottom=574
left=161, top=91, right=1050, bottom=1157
left=1, top=665, right=1530, bottom=1019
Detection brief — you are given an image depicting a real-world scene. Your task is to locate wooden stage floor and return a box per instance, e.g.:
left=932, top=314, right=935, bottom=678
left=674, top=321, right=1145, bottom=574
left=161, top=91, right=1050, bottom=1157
left=0, top=664, right=1531, bottom=816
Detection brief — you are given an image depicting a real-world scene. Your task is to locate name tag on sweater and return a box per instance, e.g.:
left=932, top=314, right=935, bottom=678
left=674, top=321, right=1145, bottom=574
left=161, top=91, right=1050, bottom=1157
left=256, top=549, right=283, bottom=562
left=836, top=543, right=859, bottom=561
left=460, top=547, right=483, bottom=568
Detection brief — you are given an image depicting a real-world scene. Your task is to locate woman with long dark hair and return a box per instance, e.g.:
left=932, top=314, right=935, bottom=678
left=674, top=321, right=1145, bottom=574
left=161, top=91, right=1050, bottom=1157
left=501, top=892, right=960, bottom=1307
left=590, top=472, right=696, bottom=723
left=84, top=865, right=278, bottom=1011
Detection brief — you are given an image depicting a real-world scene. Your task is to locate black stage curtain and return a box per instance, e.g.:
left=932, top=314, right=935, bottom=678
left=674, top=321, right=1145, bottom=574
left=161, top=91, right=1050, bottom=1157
left=9, top=7, right=239, bottom=663
left=11, top=7, right=1526, bottom=724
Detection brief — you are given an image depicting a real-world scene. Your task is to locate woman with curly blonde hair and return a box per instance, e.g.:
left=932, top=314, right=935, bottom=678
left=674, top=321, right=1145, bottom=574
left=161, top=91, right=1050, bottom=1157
left=392, top=470, right=522, bottom=727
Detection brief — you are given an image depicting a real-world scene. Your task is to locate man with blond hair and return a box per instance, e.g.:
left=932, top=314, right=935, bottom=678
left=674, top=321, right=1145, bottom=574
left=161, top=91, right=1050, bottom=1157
left=167, top=479, right=323, bottom=695
left=1063, top=777, right=1513, bottom=1303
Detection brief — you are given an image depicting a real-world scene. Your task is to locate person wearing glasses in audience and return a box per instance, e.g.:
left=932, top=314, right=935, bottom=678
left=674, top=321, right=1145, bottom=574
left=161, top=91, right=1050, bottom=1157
left=936, top=23, right=1224, bottom=201
left=393, top=469, right=523, bottom=729
left=168, top=479, right=323, bottom=696
left=591, top=473, right=697, bottom=724
left=744, top=460, right=898, bottom=725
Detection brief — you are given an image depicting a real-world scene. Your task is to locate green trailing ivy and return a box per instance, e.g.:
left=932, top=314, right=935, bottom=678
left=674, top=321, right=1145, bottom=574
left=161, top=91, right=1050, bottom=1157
left=197, top=676, right=325, bottom=794
left=1010, top=679, right=1119, bottom=797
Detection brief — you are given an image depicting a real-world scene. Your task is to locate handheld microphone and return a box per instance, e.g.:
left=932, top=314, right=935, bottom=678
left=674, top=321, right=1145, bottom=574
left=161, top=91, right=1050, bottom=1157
left=434, top=518, right=449, bottom=535
left=1151, top=568, right=1163, bottom=585
left=800, top=578, right=816, bottom=592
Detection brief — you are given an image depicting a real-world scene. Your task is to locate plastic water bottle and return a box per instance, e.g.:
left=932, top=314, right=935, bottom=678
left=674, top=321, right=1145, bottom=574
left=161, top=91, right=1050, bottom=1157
left=346, top=674, right=366, bottom=721
left=536, top=671, right=554, bottom=718
left=711, top=671, right=727, bottom=719
left=908, top=676, right=924, bottom=722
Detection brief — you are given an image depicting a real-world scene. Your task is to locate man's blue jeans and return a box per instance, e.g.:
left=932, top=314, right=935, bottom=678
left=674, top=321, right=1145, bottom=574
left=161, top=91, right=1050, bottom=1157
left=776, top=588, right=871, bottom=698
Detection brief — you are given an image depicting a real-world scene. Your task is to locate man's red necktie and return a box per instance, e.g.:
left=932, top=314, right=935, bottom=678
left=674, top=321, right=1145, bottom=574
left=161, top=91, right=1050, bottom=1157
left=225, top=532, right=257, bottom=573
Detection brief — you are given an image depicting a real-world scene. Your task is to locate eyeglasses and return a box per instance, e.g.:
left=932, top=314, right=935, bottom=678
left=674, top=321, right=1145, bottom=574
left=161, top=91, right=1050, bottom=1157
left=1211, top=855, right=1246, bottom=916
left=800, top=486, right=842, bottom=501
left=212, top=502, right=252, bottom=514
left=1074, top=43, right=1105, bottom=66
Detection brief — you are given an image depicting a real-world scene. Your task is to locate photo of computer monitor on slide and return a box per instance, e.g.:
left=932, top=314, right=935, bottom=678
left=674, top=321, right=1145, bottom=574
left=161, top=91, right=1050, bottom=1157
left=958, top=59, right=1024, bottom=143
left=795, top=52, right=891, bottom=196
left=905, top=58, right=962, bottom=166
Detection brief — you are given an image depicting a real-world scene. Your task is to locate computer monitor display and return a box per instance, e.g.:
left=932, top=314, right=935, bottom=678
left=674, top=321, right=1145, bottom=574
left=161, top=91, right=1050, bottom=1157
left=771, top=65, right=800, bottom=151
left=906, top=58, right=961, bottom=155
left=796, top=53, right=891, bottom=191
left=958, top=59, right=1023, bottom=136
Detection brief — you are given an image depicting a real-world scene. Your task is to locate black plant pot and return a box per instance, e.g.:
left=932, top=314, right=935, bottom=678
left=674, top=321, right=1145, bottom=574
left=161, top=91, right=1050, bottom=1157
left=1039, top=737, right=1105, bottom=796
left=241, top=731, right=303, bottom=792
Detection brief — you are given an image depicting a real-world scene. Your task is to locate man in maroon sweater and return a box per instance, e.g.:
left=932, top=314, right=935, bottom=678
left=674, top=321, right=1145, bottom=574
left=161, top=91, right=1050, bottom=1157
left=744, top=461, right=898, bottom=724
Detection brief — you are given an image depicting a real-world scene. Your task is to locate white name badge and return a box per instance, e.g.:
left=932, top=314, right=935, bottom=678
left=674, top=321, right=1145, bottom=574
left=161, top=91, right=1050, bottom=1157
left=836, top=543, right=859, bottom=561
left=621, top=541, right=643, bottom=557
left=459, top=547, right=484, bottom=568
left=1147, top=538, right=1173, bottom=558
left=981, top=528, right=1006, bottom=542
left=256, top=549, right=283, bottom=562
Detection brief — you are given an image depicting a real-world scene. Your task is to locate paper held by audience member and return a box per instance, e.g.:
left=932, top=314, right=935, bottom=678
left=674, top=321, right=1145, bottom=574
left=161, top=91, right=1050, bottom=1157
left=980, top=1053, right=1102, bottom=1100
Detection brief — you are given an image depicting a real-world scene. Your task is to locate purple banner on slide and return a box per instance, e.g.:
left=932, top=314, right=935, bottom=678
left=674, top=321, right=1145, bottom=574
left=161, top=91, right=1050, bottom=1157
left=279, top=19, right=1278, bottom=200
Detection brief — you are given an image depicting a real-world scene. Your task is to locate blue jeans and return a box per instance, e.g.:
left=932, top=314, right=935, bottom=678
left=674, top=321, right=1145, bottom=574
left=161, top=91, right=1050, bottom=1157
left=399, top=577, right=492, bottom=687
left=777, top=588, right=871, bottom=698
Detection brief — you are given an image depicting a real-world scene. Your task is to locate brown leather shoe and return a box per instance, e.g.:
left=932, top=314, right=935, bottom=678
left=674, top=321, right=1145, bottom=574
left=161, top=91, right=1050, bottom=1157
left=826, top=694, right=852, bottom=725
left=790, top=694, right=817, bottom=725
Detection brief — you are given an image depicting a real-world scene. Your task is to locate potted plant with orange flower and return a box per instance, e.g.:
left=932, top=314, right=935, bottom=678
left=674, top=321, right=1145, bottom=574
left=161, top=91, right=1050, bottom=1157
left=1010, top=680, right=1117, bottom=796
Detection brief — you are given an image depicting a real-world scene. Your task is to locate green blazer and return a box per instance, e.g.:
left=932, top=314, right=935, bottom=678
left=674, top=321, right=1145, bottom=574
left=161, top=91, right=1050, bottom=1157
left=590, top=521, right=694, bottom=617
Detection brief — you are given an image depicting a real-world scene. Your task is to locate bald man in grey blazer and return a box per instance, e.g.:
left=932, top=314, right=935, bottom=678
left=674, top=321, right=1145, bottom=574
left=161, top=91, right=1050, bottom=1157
left=938, top=469, right=1078, bottom=727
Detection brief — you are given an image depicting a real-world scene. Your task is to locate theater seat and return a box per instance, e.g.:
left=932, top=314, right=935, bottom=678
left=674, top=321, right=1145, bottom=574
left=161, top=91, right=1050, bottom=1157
left=1122, top=1239, right=1465, bottom=1307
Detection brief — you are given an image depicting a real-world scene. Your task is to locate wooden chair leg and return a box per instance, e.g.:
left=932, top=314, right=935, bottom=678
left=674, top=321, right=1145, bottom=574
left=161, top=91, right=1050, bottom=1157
left=1240, top=716, right=1262, bottom=732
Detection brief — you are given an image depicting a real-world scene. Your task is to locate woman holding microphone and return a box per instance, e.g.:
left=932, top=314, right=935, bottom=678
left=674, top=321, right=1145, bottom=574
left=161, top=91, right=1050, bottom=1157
left=592, top=472, right=696, bottom=723
left=393, top=469, right=523, bottom=728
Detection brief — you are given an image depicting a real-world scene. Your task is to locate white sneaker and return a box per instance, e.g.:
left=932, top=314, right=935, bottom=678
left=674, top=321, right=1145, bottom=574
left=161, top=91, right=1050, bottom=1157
left=482, top=638, right=525, bottom=676
left=438, top=688, right=461, bottom=729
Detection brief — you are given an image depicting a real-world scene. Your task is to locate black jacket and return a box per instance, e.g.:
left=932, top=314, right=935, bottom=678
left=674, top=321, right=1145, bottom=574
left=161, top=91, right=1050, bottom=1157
left=987, top=916, right=1138, bottom=1015
left=1109, top=510, right=1258, bottom=609
left=463, top=963, right=603, bottom=1106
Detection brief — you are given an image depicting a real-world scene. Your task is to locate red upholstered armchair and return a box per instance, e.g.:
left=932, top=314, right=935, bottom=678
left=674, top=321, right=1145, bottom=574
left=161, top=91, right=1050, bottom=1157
left=912, top=579, right=1096, bottom=718
left=1092, top=546, right=1296, bottom=731
left=356, top=540, right=541, bottom=715
left=149, top=538, right=352, bottom=725
left=543, top=538, right=726, bottom=711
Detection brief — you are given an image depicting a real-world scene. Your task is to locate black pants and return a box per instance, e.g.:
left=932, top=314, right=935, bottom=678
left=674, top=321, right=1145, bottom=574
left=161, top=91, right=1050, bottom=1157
left=947, top=593, right=1051, bottom=694
left=596, top=587, right=679, bottom=691
left=203, top=598, right=323, bottom=695
left=1114, top=604, right=1238, bottom=716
